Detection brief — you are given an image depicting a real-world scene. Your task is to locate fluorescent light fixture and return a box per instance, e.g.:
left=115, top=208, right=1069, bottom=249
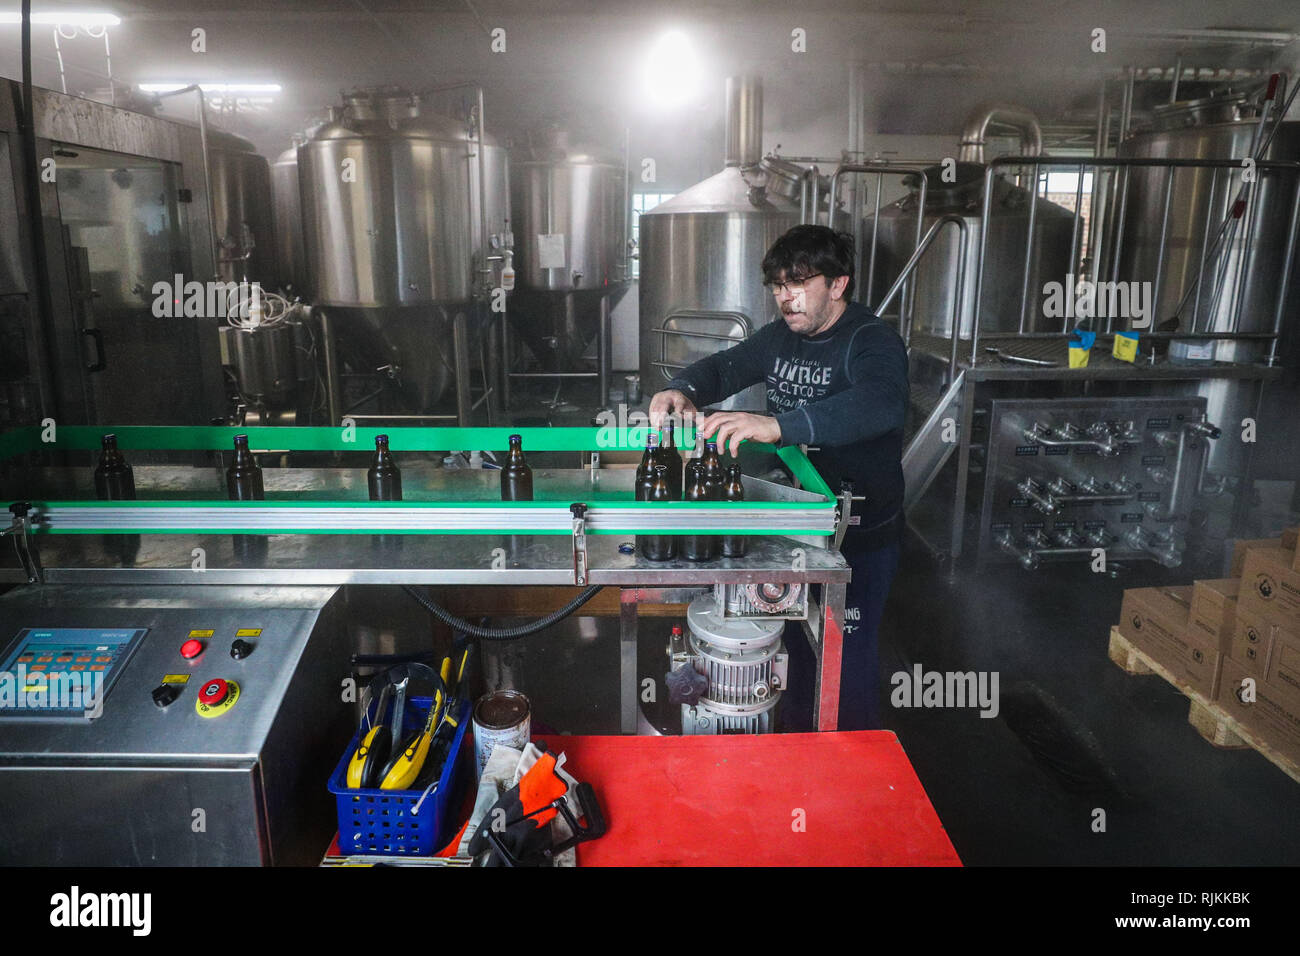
left=139, top=83, right=282, bottom=94
left=642, top=30, right=700, bottom=109
left=0, top=11, right=122, bottom=26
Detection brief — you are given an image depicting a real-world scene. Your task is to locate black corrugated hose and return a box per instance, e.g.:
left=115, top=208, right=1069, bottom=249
left=402, top=584, right=603, bottom=640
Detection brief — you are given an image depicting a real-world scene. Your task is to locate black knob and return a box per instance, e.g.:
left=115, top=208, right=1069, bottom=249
left=9, top=501, right=30, bottom=518
left=151, top=684, right=180, bottom=708
left=570, top=503, right=588, bottom=519
left=230, top=639, right=254, bottom=660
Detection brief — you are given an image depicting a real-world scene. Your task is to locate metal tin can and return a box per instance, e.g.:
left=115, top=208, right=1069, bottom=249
left=473, top=690, right=531, bottom=776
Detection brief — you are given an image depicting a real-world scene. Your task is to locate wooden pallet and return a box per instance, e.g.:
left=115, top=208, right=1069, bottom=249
left=1108, top=626, right=1300, bottom=785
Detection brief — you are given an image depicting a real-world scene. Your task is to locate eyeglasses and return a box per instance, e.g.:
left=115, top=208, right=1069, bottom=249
left=766, top=273, right=824, bottom=296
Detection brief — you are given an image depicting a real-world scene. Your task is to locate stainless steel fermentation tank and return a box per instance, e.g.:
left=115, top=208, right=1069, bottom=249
left=639, top=77, right=799, bottom=411
left=271, top=137, right=307, bottom=294
left=298, top=89, right=509, bottom=412
left=865, top=105, right=1073, bottom=338
left=1110, top=95, right=1300, bottom=475
left=870, top=162, right=1075, bottom=337
left=509, top=128, right=628, bottom=373
left=208, top=129, right=278, bottom=288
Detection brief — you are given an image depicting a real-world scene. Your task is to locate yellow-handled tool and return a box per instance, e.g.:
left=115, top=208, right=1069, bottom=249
left=347, top=683, right=392, bottom=789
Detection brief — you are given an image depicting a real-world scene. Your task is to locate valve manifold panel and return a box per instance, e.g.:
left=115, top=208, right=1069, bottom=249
left=977, top=396, right=1213, bottom=568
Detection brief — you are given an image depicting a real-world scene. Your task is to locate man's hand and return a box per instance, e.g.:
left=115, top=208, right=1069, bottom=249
left=649, top=389, right=699, bottom=429
left=700, top=411, right=781, bottom=458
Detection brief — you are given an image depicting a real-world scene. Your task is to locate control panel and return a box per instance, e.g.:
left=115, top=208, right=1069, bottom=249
left=0, top=584, right=349, bottom=865
left=0, top=586, right=343, bottom=758
left=0, top=627, right=146, bottom=716
left=977, top=397, right=1216, bottom=568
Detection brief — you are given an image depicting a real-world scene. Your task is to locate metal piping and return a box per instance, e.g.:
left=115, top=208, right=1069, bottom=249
left=724, top=76, right=763, bottom=168
left=957, top=103, right=1043, bottom=164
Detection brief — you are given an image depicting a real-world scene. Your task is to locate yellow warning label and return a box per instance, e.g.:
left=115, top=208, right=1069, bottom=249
left=188, top=629, right=214, bottom=638
left=162, top=674, right=191, bottom=685
left=235, top=628, right=262, bottom=637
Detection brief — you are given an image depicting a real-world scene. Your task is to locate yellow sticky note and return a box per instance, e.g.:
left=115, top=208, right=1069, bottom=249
left=1068, top=346, right=1090, bottom=369
left=1112, top=333, right=1139, bottom=363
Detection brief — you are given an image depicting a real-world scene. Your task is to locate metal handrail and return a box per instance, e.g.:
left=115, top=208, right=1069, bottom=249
left=874, top=214, right=969, bottom=384
left=827, top=164, right=928, bottom=318
left=972, top=155, right=1300, bottom=370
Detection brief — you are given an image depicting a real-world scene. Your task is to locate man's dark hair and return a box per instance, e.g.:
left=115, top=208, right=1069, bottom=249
left=761, top=225, right=856, bottom=300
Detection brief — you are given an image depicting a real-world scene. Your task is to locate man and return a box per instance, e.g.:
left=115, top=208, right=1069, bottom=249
left=649, top=224, right=908, bottom=730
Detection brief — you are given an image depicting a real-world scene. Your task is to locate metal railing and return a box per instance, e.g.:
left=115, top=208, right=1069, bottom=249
left=826, top=164, right=929, bottom=319
left=968, top=155, right=1300, bottom=369
left=873, top=215, right=969, bottom=384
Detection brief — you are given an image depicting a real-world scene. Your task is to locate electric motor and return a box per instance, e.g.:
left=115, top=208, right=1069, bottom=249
left=669, top=593, right=787, bottom=735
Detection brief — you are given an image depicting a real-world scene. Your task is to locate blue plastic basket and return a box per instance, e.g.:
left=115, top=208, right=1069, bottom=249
left=328, top=695, right=472, bottom=856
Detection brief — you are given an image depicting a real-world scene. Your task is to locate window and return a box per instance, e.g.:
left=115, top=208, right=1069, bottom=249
left=631, top=192, right=676, bottom=278
left=1042, top=170, right=1095, bottom=264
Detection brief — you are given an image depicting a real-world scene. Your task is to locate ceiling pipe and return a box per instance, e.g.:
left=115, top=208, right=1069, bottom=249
left=958, top=103, right=1043, bottom=164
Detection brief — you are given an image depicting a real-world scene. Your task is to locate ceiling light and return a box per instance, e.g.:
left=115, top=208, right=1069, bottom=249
left=642, top=30, right=700, bottom=110
left=139, top=83, right=282, bottom=94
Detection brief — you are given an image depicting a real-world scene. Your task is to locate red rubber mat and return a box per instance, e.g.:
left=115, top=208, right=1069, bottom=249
left=548, top=731, right=962, bottom=867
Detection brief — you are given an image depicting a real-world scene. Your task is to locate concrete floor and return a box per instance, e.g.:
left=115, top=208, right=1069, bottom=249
left=882, top=538, right=1300, bottom=866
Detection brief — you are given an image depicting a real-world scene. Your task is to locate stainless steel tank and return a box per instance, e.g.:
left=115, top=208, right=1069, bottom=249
left=638, top=77, right=799, bottom=410
left=1114, top=98, right=1300, bottom=341
left=868, top=162, right=1074, bottom=337
left=1112, top=95, right=1300, bottom=474
left=208, top=129, right=278, bottom=288
left=509, top=127, right=628, bottom=366
left=297, top=88, right=510, bottom=411
left=271, top=138, right=306, bottom=294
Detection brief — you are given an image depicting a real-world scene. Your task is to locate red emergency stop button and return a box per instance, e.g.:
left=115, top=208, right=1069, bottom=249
left=199, top=678, right=229, bottom=706
left=180, top=639, right=204, bottom=659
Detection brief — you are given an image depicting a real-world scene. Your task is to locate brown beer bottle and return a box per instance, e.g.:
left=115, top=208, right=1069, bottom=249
left=501, top=433, right=533, bottom=501
left=638, top=465, right=677, bottom=561
left=681, top=460, right=718, bottom=561
left=94, top=433, right=136, bottom=500
left=367, top=434, right=403, bottom=501
left=635, top=432, right=660, bottom=501
left=658, top=420, right=683, bottom=499
left=720, top=463, right=747, bottom=558
left=701, top=440, right=724, bottom=496
left=226, top=434, right=264, bottom=500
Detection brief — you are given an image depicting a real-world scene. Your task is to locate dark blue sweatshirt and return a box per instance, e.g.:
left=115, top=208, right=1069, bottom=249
left=667, top=301, right=908, bottom=549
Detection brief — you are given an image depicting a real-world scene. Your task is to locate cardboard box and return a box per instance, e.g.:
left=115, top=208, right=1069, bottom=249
left=1217, top=657, right=1300, bottom=767
left=1231, top=538, right=1282, bottom=577
left=1118, top=586, right=1221, bottom=699
left=1238, top=547, right=1300, bottom=628
left=1188, top=578, right=1239, bottom=655
left=1284, top=526, right=1299, bottom=552
left=1229, top=605, right=1274, bottom=681
left=1266, top=619, right=1300, bottom=700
